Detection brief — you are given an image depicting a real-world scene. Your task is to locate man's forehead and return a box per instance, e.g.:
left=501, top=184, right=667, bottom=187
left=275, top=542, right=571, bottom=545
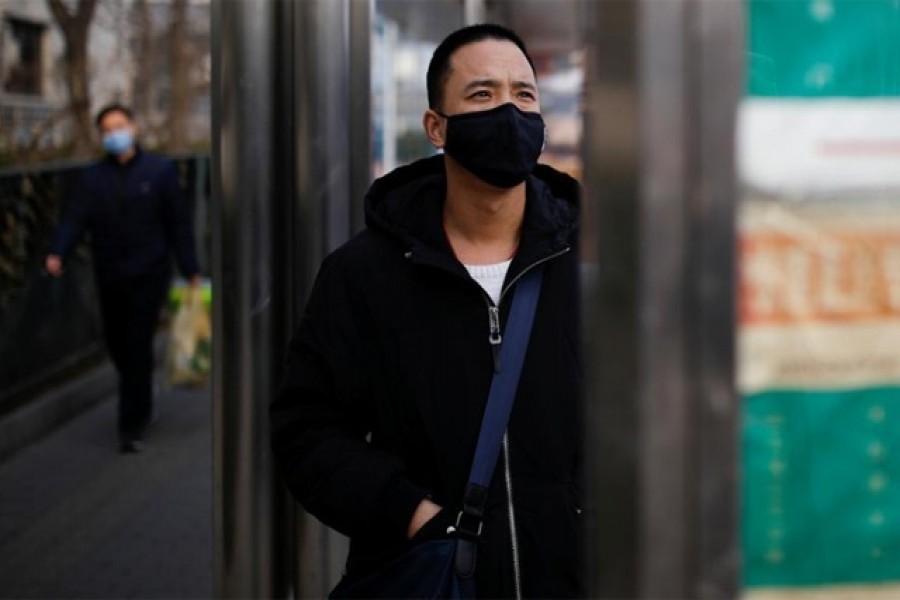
left=449, top=39, right=535, bottom=81
left=99, top=111, right=132, bottom=127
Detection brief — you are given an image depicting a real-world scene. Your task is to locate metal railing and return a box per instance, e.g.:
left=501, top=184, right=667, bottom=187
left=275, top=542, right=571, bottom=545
left=0, top=154, right=210, bottom=416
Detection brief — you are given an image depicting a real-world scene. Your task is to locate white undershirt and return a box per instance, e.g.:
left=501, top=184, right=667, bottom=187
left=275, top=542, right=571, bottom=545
left=464, top=259, right=512, bottom=305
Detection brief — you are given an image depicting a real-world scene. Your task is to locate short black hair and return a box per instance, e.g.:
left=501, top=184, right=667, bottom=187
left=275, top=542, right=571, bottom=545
left=95, top=103, right=134, bottom=127
left=426, top=24, right=536, bottom=110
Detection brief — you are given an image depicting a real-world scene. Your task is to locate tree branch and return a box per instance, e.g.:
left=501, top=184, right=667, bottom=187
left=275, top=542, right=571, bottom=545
left=76, top=0, right=99, bottom=28
left=47, top=0, right=73, bottom=29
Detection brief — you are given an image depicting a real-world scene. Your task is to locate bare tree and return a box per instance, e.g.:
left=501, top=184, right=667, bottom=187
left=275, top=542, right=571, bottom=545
left=47, top=0, right=99, bottom=156
left=131, top=0, right=156, bottom=130
left=167, top=0, right=190, bottom=152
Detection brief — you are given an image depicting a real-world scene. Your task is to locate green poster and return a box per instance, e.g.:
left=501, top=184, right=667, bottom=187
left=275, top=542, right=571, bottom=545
left=743, top=388, right=900, bottom=587
left=742, top=1, right=900, bottom=592
left=748, top=0, right=900, bottom=97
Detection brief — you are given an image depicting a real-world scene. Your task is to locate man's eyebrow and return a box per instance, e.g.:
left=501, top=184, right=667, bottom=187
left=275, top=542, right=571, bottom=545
left=462, top=79, right=538, bottom=92
left=512, top=81, right=537, bottom=92
left=463, top=79, right=501, bottom=91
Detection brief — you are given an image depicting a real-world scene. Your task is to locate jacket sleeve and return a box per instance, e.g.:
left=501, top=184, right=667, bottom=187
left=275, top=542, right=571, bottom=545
left=270, top=254, right=428, bottom=542
left=49, top=168, right=89, bottom=257
left=160, top=159, right=200, bottom=278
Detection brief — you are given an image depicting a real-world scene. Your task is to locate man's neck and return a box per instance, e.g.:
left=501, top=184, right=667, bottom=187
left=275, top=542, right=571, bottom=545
left=116, top=147, right=137, bottom=165
left=442, top=157, right=525, bottom=265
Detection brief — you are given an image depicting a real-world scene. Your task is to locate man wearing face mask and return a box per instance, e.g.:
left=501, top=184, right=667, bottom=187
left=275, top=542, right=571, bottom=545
left=271, top=24, right=583, bottom=598
left=45, top=103, right=201, bottom=454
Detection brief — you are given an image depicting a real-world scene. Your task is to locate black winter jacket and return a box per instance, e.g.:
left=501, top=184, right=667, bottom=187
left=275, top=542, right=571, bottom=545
left=51, top=148, right=199, bottom=284
left=271, top=155, right=583, bottom=598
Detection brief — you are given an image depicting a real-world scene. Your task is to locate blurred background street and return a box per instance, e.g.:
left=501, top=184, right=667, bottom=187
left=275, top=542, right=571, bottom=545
left=0, top=374, right=211, bottom=599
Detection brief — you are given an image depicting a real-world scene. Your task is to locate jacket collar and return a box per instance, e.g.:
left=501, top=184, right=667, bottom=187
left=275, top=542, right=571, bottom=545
left=365, top=155, right=579, bottom=279
left=103, top=144, right=143, bottom=167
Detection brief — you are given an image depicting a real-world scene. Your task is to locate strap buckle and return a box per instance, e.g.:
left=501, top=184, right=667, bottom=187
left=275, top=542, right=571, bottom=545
left=451, top=509, right=483, bottom=541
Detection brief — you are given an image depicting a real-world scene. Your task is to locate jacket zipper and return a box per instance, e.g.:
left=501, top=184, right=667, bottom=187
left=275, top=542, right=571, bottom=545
left=503, top=434, right=523, bottom=600
left=483, top=245, right=571, bottom=372
left=488, top=245, right=570, bottom=598
left=488, top=305, right=502, bottom=371
left=498, top=246, right=570, bottom=305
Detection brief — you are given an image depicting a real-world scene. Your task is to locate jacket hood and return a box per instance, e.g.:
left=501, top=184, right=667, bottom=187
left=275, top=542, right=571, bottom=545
left=364, top=155, right=579, bottom=255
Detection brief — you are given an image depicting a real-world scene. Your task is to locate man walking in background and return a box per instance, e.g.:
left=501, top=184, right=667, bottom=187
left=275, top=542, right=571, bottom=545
left=45, top=103, right=201, bottom=453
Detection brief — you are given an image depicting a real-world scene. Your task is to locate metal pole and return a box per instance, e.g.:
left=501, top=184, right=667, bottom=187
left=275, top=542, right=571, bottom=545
left=349, top=0, right=373, bottom=234
left=212, top=0, right=372, bottom=597
left=581, top=0, right=640, bottom=593
left=211, top=0, right=290, bottom=597
left=464, top=0, right=486, bottom=25
left=581, top=0, right=743, bottom=597
left=213, top=0, right=373, bottom=596
left=692, top=2, right=744, bottom=595
left=290, top=0, right=369, bottom=596
left=637, top=1, right=691, bottom=594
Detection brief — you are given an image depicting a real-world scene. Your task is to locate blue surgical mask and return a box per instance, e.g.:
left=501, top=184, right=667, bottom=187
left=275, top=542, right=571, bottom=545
left=103, top=128, right=135, bottom=156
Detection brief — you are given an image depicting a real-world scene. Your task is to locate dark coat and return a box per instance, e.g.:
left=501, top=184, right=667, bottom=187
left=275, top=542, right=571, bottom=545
left=271, top=155, right=584, bottom=598
left=50, top=148, right=199, bottom=284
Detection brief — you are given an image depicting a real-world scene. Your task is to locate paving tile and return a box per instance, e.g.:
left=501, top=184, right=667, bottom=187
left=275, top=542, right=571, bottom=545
left=0, top=380, right=212, bottom=599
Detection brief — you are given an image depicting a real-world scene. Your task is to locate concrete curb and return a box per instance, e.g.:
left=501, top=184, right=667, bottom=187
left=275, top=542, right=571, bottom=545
left=0, top=335, right=168, bottom=464
left=0, top=360, right=117, bottom=464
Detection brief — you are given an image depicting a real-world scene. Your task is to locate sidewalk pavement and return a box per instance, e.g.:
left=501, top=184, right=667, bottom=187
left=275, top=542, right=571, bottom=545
left=0, top=379, right=212, bottom=599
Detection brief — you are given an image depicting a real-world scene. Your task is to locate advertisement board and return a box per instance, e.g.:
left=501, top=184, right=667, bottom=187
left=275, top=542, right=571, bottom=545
left=741, top=1, right=900, bottom=596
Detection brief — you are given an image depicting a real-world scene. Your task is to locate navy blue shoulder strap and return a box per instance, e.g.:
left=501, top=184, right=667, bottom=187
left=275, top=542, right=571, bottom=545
left=454, top=265, right=544, bottom=578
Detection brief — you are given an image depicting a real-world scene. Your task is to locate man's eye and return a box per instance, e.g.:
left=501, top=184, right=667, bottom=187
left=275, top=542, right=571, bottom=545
left=470, top=90, right=490, bottom=99
left=518, top=91, right=536, bottom=100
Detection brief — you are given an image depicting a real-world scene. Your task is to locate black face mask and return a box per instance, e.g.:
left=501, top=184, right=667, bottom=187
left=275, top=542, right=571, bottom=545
left=438, top=103, right=545, bottom=189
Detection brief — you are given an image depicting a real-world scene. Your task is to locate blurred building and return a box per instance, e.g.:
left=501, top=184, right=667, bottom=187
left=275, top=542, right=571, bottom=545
left=0, top=0, right=68, bottom=153
left=0, top=0, right=210, bottom=163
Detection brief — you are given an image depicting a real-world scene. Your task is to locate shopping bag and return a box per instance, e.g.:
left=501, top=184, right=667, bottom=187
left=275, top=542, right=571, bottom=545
left=165, top=284, right=212, bottom=387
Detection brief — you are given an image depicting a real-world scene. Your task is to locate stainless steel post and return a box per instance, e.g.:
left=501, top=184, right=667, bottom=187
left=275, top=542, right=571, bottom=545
left=581, top=0, right=743, bottom=597
left=212, top=0, right=371, bottom=597
left=349, top=0, right=373, bottom=234
left=691, top=3, right=744, bottom=595
left=211, top=0, right=286, bottom=597
left=581, top=2, right=641, bottom=594
left=290, top=0, right=369, bottom=597
left=464, top=0, right=486, bottom=24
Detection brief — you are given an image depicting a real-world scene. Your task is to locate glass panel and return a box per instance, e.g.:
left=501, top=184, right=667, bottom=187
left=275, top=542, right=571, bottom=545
left=371, top=0, right=583, bottom=180
left=739, top=1, right=900, bottom=597
left=372, top=0, right=464, bottom=176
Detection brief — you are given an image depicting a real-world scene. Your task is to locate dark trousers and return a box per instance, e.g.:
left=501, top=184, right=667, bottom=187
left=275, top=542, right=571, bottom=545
left=96, top=271, right=171, bottom=438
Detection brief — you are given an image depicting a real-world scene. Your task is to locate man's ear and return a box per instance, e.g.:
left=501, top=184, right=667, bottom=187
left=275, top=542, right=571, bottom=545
left=422, top=109, right=446, bottom=149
